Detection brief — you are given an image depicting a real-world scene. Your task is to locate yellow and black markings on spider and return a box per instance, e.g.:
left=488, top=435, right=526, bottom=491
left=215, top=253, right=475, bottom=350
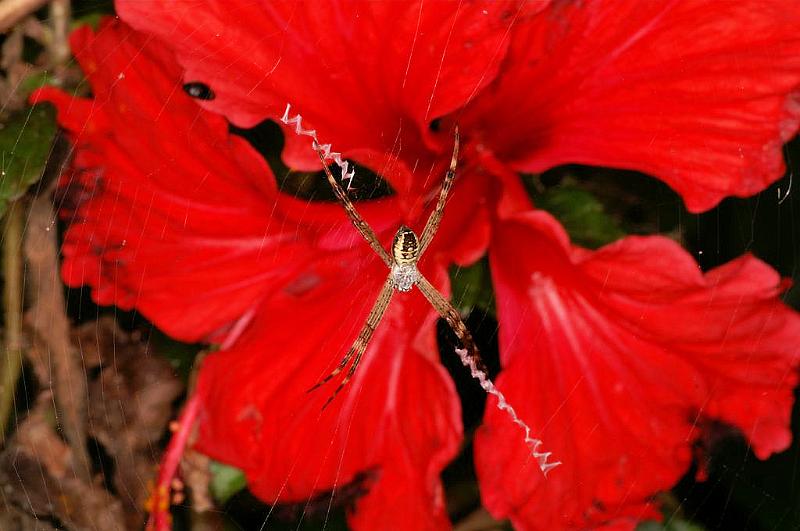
left=307, top=127, right=488, bottom=409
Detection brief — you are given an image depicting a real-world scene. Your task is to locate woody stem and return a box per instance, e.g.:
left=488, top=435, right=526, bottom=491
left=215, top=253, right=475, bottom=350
left=0, top=200, right=24, bottom=442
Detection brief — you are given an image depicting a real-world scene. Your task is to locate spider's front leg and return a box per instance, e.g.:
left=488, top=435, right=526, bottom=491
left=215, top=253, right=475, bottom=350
left=314, top=149, right=393, bottom=268
left=418, top=126, right=459, bottom=256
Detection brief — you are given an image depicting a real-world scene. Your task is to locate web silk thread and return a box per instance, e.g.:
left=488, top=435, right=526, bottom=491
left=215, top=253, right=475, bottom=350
left=280, top=104, right=356, bottom=188
left=456, top=351, right=561, bottom=475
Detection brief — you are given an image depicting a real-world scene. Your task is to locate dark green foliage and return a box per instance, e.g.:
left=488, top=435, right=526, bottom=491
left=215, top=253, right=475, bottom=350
left=535, top=181, right=625, bottom=248
left=210, top=461, right=247, bottom=505
left=450, top=258, right=495, bottom=317
left=0, top=105, right=56, bottom=216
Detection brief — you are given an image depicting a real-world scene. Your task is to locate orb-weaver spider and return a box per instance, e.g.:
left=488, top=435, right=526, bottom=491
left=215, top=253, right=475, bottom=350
left=281, top=105, right=560, bottom=475
left=303, top=126, right=483, bottom=409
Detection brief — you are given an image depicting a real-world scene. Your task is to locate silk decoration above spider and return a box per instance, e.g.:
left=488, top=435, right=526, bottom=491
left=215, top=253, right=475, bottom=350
left=281, top=105, right=560, bottom=476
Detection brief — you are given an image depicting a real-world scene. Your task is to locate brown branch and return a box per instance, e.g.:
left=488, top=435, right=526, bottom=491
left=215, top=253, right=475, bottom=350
left=0, top=0, right=48, bottom=33
left=48, top=0, right=70, bottom=77
left=24, top=190, right=91, bottom=482
left=0, top=200, right=24, bottom=442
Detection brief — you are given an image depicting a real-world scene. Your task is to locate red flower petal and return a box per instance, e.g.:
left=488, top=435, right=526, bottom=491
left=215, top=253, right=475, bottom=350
left=115, top=0, right=541, bottom=193
left=31, top=20, right=311, bottom=343
left=475, top=211, right=800, bottom=528
left=34, top=20, right=488, bottom=528
left=195, top=255, right=461, bottom=529
left=467, top=0, right=800, bottom=212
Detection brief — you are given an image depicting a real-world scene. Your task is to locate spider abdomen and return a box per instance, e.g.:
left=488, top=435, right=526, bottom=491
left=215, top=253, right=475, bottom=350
left=392, top=226, right=420, bottom=265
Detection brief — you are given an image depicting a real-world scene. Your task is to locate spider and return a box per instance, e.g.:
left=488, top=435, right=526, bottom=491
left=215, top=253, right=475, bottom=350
left=282, top=105, right=559, bottom=474
left=304, top=127, right=487, bottom=408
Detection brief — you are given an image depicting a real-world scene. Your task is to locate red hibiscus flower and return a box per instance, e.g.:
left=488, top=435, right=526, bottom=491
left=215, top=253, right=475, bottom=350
left=34, top=1, right=800, bottom=530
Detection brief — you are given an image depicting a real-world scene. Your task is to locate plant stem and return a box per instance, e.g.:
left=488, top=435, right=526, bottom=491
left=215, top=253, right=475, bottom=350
left=48, top=0, right=70, bottom=78
left=146, top=393, right=202, bottom=531
left=0, top=200, right=25, bottom=442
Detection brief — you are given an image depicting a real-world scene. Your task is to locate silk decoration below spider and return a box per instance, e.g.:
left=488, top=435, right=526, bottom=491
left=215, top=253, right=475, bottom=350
left=281, top=105, right=560, bottom=476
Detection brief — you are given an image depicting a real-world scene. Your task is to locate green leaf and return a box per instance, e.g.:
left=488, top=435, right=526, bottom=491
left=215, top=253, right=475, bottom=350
left=0, top=105, right=57, bottom=216
left=449, top=257, right=495, bottom=316
left=534, top=182, right=624, bottom=249
left=209, top=461, right=247, bottom=505
left=19, top=71, right=56, bottom=97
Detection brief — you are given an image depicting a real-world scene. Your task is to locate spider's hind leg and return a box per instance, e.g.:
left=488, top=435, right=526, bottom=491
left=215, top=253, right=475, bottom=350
left=308, top=275, right=395, bottom=409
left=320, top=348, right=367, bottom=410
left=415, top=273, right=487, bottom=374
left=306, top=348, right=354, bottom=393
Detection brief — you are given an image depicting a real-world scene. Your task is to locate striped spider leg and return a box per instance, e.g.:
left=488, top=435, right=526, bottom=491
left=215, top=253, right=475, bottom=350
left=418, top=127, right=460, bottom=255
left=313, top=146, right=393, bottom=268
left=307, top=128, right=486, bottom=408
left=308, top=275, right=394, bottom=410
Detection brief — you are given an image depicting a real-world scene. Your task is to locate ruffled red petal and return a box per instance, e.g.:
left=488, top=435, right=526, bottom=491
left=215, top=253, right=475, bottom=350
left=31, top=19, right=312, bottom=343
left=33, top=19, right=489, bottom=528
left=114, top=0, right=542, bottom=194
left=475, top=211, right=800, bottom=529
left=195, top=255, right=461, bottom=530
left=467, top=0, right=800, bottom=212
